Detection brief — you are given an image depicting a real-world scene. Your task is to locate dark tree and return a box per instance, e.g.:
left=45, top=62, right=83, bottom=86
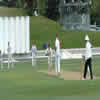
left=46, top=0, right=59, bottom=20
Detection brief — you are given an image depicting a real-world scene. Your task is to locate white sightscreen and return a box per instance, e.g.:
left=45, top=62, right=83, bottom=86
left=0, top=16, right=30, bottom=54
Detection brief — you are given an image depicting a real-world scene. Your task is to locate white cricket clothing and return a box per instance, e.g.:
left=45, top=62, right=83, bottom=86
left=45, top=48, right=53, bottom=56
left=7, top=45, right=12, bottom=54
left=7, top=45, right=14, bottom=69
left=55, top=38, right=60, bottom=56
left=55, top=55, right=60, bottom=72
left=32, top=45, right=37, bottom=54
left=32, top=45, right=37, bottom=66
left=45, top=48, right=53, bottom=65
left=55, top=38, right=61, bottom=72
left=85, top=41, right=92, bottom=60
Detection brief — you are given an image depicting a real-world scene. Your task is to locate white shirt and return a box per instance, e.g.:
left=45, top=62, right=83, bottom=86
left=55, top=38, right=60, bottom=56
left=45, top=48, right=53, bottom=56
left=32, top=45, right=37, bottom=54
left=7, top=45, right=11, bottom=54
left=85, top=41, right=92, bottom=60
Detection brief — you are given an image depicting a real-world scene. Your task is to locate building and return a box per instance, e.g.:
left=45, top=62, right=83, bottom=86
left=0, top=16, right=30, bottom=54
left=59, top=0, right=92, bottom=31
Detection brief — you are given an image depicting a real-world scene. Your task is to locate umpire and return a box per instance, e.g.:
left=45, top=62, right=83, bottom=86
left=83, top=35, right=93, bottom=80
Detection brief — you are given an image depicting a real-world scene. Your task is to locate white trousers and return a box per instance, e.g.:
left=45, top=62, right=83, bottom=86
left=48, top=56, right=52, bottom=71
left=8, top=53, right=13, bottom=69
left=55, top=55, right=60, bottom=72
left=32, top=53, right=36, bottom=66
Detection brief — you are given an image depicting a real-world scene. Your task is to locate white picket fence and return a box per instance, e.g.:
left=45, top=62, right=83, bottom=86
left=16, top=48, right=100, bottom=60
left=0, top=48, right=100, bottom=65
left=61, top=48, right=100, bottom=59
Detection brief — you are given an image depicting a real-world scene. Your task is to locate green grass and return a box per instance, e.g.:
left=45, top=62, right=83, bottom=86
left=0, top=8, right=100, bottom=98
left=0, top=8, right=27, bottom=16
left=0, top=8, right=100, bottom=49
left=30, top=16, right=100, bottom=49
left=0, top=57, right=100, bottom=99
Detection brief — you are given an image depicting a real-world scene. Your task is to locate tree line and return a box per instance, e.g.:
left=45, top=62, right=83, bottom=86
left=0, top=0, right=100, bottom=25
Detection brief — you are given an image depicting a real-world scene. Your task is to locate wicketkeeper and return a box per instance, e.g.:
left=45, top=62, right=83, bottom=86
left=83, top=35, right=93, bottom=80
left=32, top=42, right=37, bottom=66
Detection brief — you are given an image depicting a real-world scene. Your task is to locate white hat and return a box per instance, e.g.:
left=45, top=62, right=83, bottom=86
left=85, top=35, right=89, bottom=41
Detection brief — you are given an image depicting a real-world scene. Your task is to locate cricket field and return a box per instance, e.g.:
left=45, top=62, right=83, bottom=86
left=0, top=56, right=100, bottom=100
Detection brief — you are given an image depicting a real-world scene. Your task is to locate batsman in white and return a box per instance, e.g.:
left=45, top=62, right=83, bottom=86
left=31, top=42, right=37, bottom=66
left=7, top=42, right=14, bottom=69
left=45, top=44, right=53, bottom=72
left=83, top=35, right=93, bottom=80
left=55, top=34, right=61, bottom=74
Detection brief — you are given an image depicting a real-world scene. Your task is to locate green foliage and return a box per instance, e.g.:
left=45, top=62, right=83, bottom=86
left=91, top=0, right=100, bottom=24
left=16, top=0, right=25, bottom=8
left=92, top=0, right=100, bottom=15
left=0, top=8, right=100, bottom=49
left=30, top=16, right=100, bottom=49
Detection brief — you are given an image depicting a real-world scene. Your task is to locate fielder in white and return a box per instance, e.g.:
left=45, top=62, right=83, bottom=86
left=45, top=44, right=53, bottom=72
left=32, top=42, right=37, bottom=66
left=7, top=42, right=14, bottom=69
left=55, top=35, right=61, bottom=73
left=83, top=35, right=93, bottom=80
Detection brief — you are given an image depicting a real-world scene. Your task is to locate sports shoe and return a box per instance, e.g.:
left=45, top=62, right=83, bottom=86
left=82, top=78, right=86, bottom=80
